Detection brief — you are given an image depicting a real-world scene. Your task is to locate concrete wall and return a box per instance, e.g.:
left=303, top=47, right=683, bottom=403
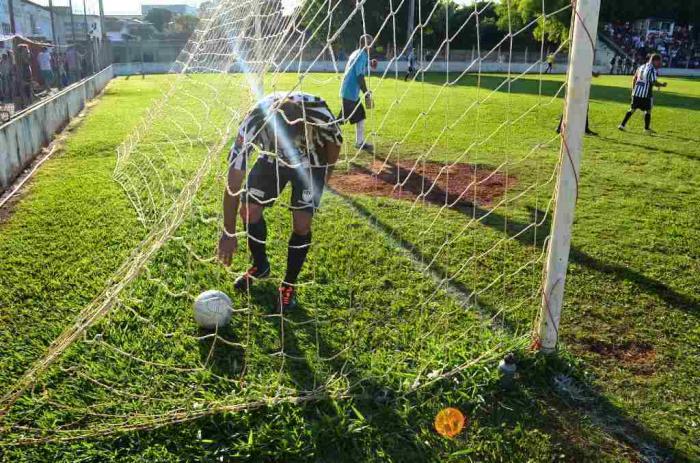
left=0, top=66, right=114, bottom=193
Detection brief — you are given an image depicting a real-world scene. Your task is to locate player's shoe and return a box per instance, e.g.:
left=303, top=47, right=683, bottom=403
left=278, top=284, right=297, bottom=311
left=617, top=125, right=626, bottom=131
left=644, top=128, right=656, bottom=135
left=355, top=142, right=375, bottom=154
left=585, top=129, right=598, bottom=136
left=234, top=264, right=270, bottom=291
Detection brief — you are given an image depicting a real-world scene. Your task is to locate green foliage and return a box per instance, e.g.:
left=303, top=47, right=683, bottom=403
left=172, top=14, right=200, bottom=35
left=496, top=0, right=570, bottom=45
left=145, top=8, right=174, bottom=33
left=298, top=0, right=516, bottom=53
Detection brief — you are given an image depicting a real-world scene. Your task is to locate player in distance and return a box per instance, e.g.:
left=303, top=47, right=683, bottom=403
left=218, top=93, right=342, bottom=310
left=339, top=34, right=378, bottom=154
left=618, top=54, right=667, bottom=133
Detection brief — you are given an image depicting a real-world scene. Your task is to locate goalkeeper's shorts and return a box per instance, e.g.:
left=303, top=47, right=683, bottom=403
left=242, top=159, right=327, bottom=215
left=339, top=98, right=366, bottom=125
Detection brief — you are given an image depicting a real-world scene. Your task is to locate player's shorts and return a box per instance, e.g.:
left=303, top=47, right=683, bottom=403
left=631, top=96, right=653, bottom=111
left=339, top=98, right=366, bottom=125
left=242, top=158, right=327, bottom=215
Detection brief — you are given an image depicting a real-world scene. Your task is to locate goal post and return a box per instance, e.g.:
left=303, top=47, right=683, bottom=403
left=538, top=0, right=601, bottom=352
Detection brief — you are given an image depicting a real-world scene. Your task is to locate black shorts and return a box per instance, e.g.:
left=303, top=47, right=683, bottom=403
left=339, top=98, right=366, bottom=125
left=242, top=159, right=327, bottom=215
left=631, top=96, right=653, bottom=111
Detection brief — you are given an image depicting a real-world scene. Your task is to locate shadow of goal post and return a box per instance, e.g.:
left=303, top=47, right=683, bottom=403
left=538, top=0, right=601, bottom=353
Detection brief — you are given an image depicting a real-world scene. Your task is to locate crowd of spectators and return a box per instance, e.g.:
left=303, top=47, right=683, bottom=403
left=0, top=43, right=93, bottom=118
left=603, top=22, right=698, bottom=70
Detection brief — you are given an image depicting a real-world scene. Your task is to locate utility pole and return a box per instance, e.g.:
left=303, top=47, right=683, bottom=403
left=8, top=0, right=16, bottom=34
left=68, top=0, right=77, bottom=44
left=98, top=0, right=106, bottom=70
left=48, top=0, right=58, bottom=47
left=82, top=0, right=93, bottom=74
left=407, top=0, right=415, bottom=55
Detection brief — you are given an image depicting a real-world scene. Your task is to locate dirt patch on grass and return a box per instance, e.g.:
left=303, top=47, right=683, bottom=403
left=584, top=339, right=657, bottom=374
left=330, top=160, right=514, bottom=208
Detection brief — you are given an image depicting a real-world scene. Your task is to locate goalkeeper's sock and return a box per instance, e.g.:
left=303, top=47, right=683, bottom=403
left=356, top=119, right=366, bottom=145
left=644, top=113, right=651, bottom=130
left=247, top=218, right=269, bottom=270
left=284, top=232, right=312, bottom=285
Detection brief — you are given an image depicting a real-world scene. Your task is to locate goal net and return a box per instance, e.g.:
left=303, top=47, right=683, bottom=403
left=1, top=0, right=585, bottom=444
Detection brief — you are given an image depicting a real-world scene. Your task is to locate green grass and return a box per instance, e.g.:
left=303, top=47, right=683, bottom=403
left=0, top=72, right=698, bottom=462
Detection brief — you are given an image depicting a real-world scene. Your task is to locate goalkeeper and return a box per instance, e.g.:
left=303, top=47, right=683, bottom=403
left=218, top=93, right=342, bottom=310
left=339, top=34, right=377, bottom=154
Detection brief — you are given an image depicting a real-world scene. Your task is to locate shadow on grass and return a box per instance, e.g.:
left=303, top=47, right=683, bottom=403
left=348, top=160, right=699, bottom=320
left=386, top=73, right=700, bottom=111
left=597, top=135, right=700, bottom=162
left=329, top=174, right=693, bottom=461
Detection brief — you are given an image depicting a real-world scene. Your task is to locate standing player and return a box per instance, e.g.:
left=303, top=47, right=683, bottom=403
left=339, top=34, right=376, bottom=154
left=618, top=54, right=667, bottom=133
left=404, top=47, right=417, bottom=82
left=545, top=54, right=555, bottom=73
left=218, top=93, right=342, bottom=310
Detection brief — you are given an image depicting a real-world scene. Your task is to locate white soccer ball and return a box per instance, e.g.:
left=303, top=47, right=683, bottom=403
left=193, top=290, right=233, bottom=330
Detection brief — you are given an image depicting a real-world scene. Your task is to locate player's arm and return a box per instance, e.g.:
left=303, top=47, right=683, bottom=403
left=323, top=140, right=341, bottom=183
left=218, top=132, right=251, bottom=266
left=358, top=74, right=369, bottom=95
left=652, top=73, right=667, bottom=88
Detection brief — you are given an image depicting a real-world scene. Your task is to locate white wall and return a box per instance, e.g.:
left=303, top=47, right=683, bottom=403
left=0, top=66, right=114, bottom=193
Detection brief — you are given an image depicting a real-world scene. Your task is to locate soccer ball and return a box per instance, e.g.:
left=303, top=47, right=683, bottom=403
left=193, top=290, right=233, bottom=329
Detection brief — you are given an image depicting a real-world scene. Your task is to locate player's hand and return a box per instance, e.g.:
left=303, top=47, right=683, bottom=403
left=218, top=234, right=238, bottom=267
left=365, top=92, right=374, bottom=110
left=370, top=59, right=378, bottom=70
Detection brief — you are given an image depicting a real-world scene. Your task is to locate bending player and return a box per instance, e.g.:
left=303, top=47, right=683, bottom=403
left=339, top=34, right=377, bottom=154
left=618, top=54, right=667, bottom=133
left=218, top=93, right=342, bottom=310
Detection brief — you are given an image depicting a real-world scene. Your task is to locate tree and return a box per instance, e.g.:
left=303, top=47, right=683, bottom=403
left=173, top=14, right=200, bottom=35
left=496, top=0, right=570, bottom=45
left=144, top=8, right=174, bottom=33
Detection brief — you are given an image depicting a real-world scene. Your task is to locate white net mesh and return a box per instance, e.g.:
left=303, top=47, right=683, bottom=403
left=1, top=0, right=577, bottom=444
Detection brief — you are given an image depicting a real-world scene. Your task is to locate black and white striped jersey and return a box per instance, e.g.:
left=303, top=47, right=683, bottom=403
left=228, top=92, right=343, bottom=171
left=632, top=63, right=658, bottom=99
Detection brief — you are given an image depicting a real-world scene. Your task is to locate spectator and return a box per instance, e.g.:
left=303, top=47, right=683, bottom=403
left=604, top=21, right=697, bottom=69
left=65, top=46, right=81, bottom=84
left=14, top=44, right=34, bottom=110
left=0, top=53, right=12, bottom=103
left=38, top=47, right=54, bottom=91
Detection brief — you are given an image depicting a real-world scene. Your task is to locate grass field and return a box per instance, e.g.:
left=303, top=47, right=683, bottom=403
left=0, top=72, right=698, bottom=462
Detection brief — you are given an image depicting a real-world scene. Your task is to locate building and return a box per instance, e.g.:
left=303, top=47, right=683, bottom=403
left=142, top=4, right=198, bottom=17
left=0, top=0, right=52, bottom=39
left=52, top=6, right=102, bottom=46
left=0, top=1, right=103, bottom=46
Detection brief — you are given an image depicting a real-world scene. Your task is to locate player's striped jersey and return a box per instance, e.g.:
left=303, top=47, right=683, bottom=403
left=228, top=92, right=343, bottom=171
left=632, top=63, right=658, bottom=99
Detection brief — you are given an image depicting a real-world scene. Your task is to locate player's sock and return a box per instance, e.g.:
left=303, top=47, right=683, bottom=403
left=356, top=119, right=365, bottom=145
left=247, top=219, right=269, bottom=270
left=284, top=232, right=312, bottom=285
left=644, top=113, right=651, bottom=131
left=620, top=110, right=634, bottom=128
